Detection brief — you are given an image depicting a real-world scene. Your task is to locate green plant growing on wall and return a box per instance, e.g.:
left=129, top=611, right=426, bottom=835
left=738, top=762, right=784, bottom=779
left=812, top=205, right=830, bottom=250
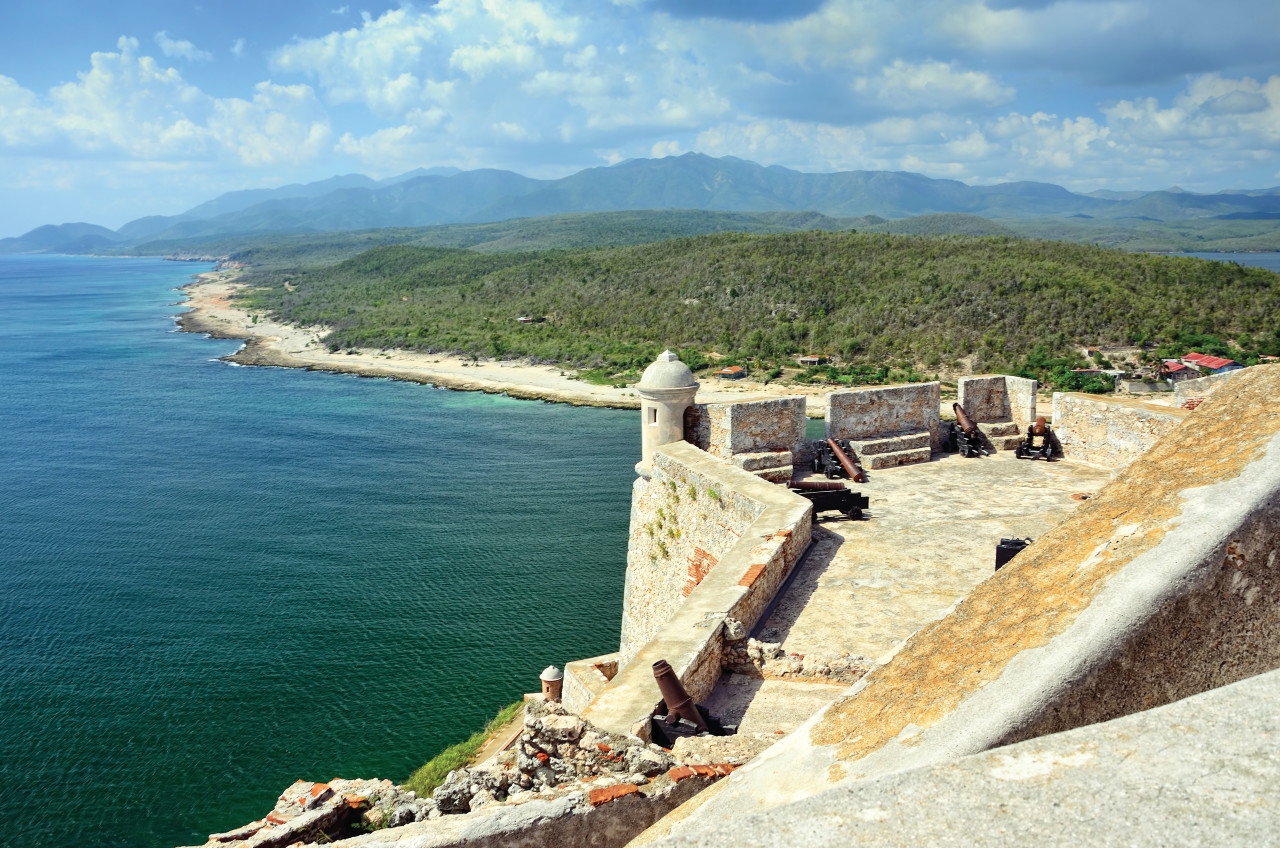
left=657, top=540, right=669, bottom=558
left=687, top=486, right=697, bottom=501
left=708, top=487, right=720, bottom=502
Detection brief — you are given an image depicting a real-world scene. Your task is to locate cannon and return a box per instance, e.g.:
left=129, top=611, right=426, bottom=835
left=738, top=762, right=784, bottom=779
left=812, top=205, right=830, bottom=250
left=787, top=479, right=869, bottom=519
left=1015, top=416, right=1055, bottom=461
left=952, top=403, right=990, bottom=458
left=650, top=659, right=734, bottom=747
left=810, top=438, right=865, bottom=481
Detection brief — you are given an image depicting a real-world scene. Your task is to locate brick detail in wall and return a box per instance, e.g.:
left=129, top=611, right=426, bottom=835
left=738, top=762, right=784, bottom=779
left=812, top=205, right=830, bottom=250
left=683, top=547, right=719, bottom=597
left=739, top=562, right=767, bottom=587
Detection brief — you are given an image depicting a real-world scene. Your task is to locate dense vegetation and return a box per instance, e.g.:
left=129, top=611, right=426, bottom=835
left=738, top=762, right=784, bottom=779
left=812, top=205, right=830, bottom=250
left=238, top=231, right=1280, bottom=388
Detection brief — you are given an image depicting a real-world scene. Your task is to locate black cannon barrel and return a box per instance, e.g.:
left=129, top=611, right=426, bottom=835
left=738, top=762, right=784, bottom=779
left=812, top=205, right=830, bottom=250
left=826, top=438, right=865, bottom=483
left=953, top=403, right=979, bottom=436
left=788, top=480, right=848, bottom=491
left=652, top=659, right=708, bottom=732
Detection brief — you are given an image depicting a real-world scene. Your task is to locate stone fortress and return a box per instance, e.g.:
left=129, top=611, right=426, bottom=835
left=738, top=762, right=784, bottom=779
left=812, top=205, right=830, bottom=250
left=189, top=354, right=1279, bottom=848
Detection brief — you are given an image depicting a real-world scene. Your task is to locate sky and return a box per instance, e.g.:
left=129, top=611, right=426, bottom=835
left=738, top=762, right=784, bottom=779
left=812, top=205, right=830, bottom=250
left=2, top=0, right=1278, bottom=237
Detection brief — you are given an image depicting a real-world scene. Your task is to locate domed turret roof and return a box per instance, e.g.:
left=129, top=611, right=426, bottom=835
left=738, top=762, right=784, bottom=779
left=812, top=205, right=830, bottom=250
left=639, top=350, right=697, bottom=390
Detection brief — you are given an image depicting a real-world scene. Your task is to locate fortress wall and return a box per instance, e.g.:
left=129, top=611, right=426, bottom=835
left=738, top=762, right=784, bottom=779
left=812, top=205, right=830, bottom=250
left=619, top=455, right=767, bottom=667
left=684, top=397, right=808, bottom=477
left=957, top=375, right=1037, bottom=428
left=826, top=383, right=940, bottom=447
left=957, top=375, right=1011, bottom=421
left=587, top=442, right=811, bottom=737
left=1174, top=367, right=1246, bottom=406
left=656, top=364, right=1280, bottom=840
left=650, top=667, right=1280, bottom=847
left=1004, top=376, right=1038, bottom=429
left=1052, top=392, right=1188, bottom=468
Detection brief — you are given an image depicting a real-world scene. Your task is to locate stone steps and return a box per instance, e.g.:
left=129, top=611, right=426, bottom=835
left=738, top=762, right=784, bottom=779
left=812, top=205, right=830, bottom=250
left=977, top=420, right=1023, bottom=451
left=849, top=431, right=932, bottom=457
left=862, top=445, right=932, bottom=469
left=977, top=421, right=1021, bottom=438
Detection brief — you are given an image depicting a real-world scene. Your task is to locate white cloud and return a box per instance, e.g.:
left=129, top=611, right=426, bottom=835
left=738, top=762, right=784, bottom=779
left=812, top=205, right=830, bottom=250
left=853, top=60, right=1014, bottom=112
left=0, top=37, right=330, bottom=167
left=231, top=38, right=247, bottom=57
left=155, top=31, right=213, bottom=62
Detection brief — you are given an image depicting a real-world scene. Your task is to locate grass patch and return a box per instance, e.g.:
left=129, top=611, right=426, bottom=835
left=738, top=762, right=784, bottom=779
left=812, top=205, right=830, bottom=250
left=402, top=700, right=524, bottom=797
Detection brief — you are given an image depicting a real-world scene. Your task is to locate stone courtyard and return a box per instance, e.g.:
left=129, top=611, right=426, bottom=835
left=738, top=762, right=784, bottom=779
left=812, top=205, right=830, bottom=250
left=705, top=450, right=1114, bottom=736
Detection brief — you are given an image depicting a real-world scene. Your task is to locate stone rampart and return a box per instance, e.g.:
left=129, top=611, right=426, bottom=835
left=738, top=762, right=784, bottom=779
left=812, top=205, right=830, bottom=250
left=684, top=397, right=807, bottom=481
left=825, top=383, right=940, bottom=450
left=657, top=364, right=1280, bottom=839
left=620, top=456, right=769, bottom=666
left=1051, top=392, right=1188, bottom=468
left=957, top=375, right=1037, bottom=429
left=586, top=442, right=811, bottom=737
left=648, top=667, right=1280, bottom=847
left=1173, top=367, right=1246, bottom=407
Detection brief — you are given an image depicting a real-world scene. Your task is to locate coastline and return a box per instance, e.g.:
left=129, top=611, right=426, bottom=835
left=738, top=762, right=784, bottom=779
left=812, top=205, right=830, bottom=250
left=176, top=271, right=834, bottom=414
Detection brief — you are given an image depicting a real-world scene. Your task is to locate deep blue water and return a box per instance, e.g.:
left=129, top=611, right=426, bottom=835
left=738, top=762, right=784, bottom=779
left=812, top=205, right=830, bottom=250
left=0, top=255, right=637, bottom=848
left=1182, top=251, right=1280, bottom=273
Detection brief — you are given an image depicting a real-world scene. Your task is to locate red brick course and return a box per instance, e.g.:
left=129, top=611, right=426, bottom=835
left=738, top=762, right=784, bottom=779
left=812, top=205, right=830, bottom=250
left=683, top=547, right=719, bottom=597
left=588, top=783, right=640, bottom=806
left=738, top=562, right=767, bottom=587
left=667, top=763, right=738, bottom=782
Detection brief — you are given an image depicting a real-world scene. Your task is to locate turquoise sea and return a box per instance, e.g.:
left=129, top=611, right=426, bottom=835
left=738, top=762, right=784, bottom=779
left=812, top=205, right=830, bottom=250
left=0, top=255, right=636, bottom=848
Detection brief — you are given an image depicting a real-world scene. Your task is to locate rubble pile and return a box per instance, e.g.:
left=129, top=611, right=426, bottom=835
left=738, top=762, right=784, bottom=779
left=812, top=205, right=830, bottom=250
left=185, top=778, right=429, bottom=848
left=432, top=697, right=675, bottom=812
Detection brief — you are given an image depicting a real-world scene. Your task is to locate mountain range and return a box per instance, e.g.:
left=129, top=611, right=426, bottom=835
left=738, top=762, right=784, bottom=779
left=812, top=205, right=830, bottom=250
left=4, top=153, right=1280, bottom=255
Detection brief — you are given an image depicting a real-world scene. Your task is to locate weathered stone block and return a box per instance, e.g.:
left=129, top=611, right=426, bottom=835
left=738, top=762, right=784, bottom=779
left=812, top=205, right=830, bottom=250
left=827, top=383, right=940, bottom=453
left=1052, top=392, right=1187, bottom=469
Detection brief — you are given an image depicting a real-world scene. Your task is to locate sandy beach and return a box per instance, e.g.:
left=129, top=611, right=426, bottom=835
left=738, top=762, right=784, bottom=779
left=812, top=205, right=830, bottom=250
left=177, top=271, right=834, bottom=414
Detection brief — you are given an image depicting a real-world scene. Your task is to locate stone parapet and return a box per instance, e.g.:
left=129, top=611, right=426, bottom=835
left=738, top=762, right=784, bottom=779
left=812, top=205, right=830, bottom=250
left=684, top=397, right=807, bottom=460
left=957, top=375, right=1037, bottom=430
left=826, top=383, right=940, bottom=455
left=647, top=667, right=1280, bottom=847
left=563, top=653, right=620, bottom=715
left=1051, top=392, right=1187, bottom=468
left=1173, top=367, right=1247, bottom=406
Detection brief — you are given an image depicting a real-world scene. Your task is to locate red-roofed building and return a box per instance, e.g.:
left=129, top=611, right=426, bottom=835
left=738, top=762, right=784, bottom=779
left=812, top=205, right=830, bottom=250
left=1161, top=361, right=1200, bottom=381
left=1182, top=352, right=1242, bottom=374
left=714, top=365, right=746, bottom=379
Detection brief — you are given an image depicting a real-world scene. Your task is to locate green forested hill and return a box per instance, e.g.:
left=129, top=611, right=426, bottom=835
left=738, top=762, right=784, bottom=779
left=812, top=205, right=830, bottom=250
left=240, top=232, right=1280, bottom=382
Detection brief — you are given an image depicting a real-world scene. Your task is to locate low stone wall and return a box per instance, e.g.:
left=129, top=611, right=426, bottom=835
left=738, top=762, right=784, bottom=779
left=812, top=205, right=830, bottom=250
left=957, top=375, right=1037, bottom=429
left=654, top=364, right=1280, bottom=841
left=1051, top=392, right=1188, bottom=469
left=1174, top=368, right=1245, bottom=407
left=586, top=442, right=812, bottom=738
left=684, top=397, right=808, bottom=479
left=1117, top=379, right=1173, bottom=394
left=563, top=653, right=620, bottom=715
left=825, top=383, right=940, bottom=449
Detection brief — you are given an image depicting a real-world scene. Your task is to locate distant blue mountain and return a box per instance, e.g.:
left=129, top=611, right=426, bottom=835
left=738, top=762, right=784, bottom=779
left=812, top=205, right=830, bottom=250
left=7, top=154, right=1280, bottom=253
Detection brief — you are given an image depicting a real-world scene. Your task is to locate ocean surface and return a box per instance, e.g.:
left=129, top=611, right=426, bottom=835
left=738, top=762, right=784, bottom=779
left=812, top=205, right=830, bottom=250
left=1181, top=251, right=1280, bottom=273
left=0, top=255, right=637, bottom=848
